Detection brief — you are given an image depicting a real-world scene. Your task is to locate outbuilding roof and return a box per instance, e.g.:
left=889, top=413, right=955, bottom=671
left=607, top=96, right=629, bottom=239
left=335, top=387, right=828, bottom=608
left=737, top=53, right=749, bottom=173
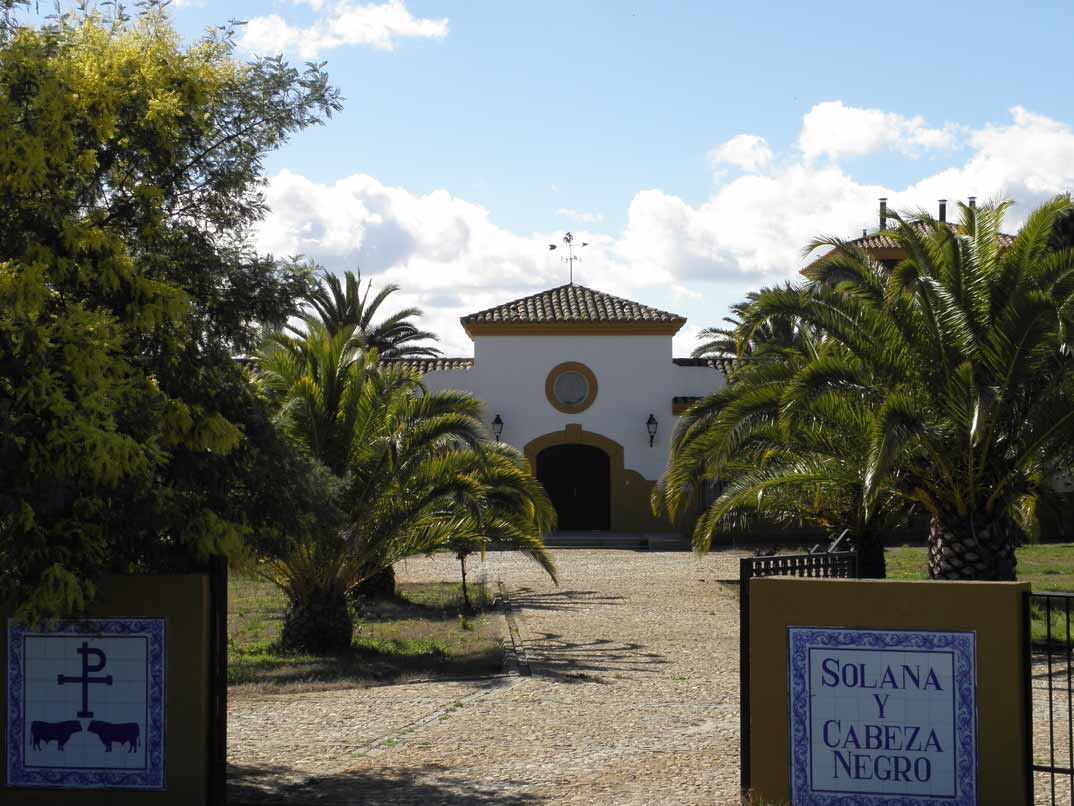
left=848, top=220, right=1016, bottom=251
left=803, top=220, right=1017, bottom=274
left=380, top=355, right=735, bottom=377
left=380, top=357, right=474, bottom=373
left=460, top=284, right=686, bottom=337
left=672, top=356, right=737, bottom=376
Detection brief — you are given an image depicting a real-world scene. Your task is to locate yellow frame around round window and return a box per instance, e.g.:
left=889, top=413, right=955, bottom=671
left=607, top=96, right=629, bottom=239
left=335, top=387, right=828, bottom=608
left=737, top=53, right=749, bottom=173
left=545, top=361, right=598, bottom=413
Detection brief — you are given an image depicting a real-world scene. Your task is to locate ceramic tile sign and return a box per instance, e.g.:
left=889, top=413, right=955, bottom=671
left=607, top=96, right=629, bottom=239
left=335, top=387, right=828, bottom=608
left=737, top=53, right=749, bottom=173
left=788, top=627, right=977, bottom=806
left=6, top=618, right=166, bottom=790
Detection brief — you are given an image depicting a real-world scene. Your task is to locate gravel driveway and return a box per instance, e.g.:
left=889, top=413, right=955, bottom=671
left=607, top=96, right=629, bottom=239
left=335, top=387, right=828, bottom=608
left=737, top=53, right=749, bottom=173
left=228, top=549, right=746, bottom=805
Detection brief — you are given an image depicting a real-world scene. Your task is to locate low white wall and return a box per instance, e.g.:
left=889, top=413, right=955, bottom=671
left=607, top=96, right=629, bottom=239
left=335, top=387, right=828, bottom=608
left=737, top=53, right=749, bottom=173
left=421, top=334, right=724, bottom=480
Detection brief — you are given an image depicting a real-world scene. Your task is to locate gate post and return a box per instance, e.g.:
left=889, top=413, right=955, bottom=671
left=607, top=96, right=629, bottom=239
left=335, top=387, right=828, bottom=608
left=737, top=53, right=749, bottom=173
left=739, top=557, right=753, bottom=797
left=208, top=555, right=228, bottom=805
left=1023, top=590, right=1035, bottom=805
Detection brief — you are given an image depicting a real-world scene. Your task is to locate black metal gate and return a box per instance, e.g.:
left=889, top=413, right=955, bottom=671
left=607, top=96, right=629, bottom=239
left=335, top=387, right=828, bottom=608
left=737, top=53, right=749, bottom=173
left=738, top=550, right=859, bottom=795
left=1028, top=591, right=1074, bottom=805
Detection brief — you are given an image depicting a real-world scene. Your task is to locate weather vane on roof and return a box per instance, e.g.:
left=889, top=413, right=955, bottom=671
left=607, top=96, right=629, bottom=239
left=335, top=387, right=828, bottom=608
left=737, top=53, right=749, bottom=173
left=548, top=232, right=588, bottom=285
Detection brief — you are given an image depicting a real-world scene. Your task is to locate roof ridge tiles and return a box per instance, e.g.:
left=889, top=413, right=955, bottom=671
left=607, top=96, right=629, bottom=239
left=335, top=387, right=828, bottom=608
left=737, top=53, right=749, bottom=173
left=460, top=283, right=686, bottom=328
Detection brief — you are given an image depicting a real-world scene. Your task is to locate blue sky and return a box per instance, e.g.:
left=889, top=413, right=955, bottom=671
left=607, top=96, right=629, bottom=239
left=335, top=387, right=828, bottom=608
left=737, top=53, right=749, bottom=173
left=167, top=2, right=1074, bottom=351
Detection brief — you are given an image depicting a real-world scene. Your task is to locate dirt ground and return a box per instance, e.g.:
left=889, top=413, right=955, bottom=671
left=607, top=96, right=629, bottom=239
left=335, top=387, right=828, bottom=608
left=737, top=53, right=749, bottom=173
left=227, top=548, right=1072, bottom=805
left=227, top=549, right=745, bottom=805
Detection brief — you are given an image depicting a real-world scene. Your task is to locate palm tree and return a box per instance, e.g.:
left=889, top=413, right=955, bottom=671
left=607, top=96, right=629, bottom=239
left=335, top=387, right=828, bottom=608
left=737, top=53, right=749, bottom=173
left=656, top=291, right=904, bottom=577
left=663, top=197, right=1074, bottom=580
left=692, top=290, right=818, bottom=370
left=280, top=266, right=439, bottom=599
left=257, top=321, right=386, bottom=476
left=810, top=197, right=1074, bottom=579
left=255, top=336, right=557, bottom=652
left=737, top=197, right=1074, bottom=580
left=437, top=443, right=558, bottom=608
left=301, top=269, right=440, bottom=359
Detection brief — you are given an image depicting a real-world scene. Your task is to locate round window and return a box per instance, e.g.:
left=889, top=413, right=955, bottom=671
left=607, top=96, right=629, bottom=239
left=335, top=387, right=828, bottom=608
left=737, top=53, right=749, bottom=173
left=545, top=362, right=598, bottom=412
left=553, top=371, right=589, bottom=406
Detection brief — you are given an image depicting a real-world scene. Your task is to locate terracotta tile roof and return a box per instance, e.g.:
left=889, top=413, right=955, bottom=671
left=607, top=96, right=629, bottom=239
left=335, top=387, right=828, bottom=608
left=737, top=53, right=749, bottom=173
left=673, top=356, right=737, bottom=376
left=845, top=220, right=1015, bottom=251
left=802, top=220, right=1017, bottom=275
left=461, top=284, right=686, bottom=328
left=380, top=357, right=474, bottom=373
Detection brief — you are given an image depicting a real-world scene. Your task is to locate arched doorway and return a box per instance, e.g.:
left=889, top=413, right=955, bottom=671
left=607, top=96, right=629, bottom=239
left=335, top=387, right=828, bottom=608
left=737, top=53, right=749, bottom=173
left=536, top=444, right=611, bottom=531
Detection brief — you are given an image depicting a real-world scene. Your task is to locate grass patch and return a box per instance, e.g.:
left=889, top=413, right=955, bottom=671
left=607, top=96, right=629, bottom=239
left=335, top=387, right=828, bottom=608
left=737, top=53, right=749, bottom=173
left=228, top=573, right=504, bottom=695
left=886, top=543, right=1074, bottom=647
left=885, top=543, right=1074, bottom=592
left=1029, top=599, right=1074, bottom=646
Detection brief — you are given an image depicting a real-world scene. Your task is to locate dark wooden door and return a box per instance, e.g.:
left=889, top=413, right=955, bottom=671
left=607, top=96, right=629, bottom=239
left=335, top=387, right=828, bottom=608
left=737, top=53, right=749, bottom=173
left=536, top=444, right=611, bottom=530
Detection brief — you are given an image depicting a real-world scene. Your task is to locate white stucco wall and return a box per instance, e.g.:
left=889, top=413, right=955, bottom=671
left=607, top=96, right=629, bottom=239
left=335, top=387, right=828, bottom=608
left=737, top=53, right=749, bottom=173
left=420, top=334, right=725, bottom=481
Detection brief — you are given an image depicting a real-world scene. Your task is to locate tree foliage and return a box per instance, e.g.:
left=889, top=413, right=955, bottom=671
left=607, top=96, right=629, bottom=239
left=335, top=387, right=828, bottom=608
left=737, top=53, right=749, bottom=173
left=0, top=4, right=341, bottom=618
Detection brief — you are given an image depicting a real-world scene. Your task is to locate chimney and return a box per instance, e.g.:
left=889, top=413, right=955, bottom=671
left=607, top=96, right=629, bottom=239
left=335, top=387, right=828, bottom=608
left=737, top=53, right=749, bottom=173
left=938, top=199, right=947, bottom=223
left=968, top=196, right=976, bottom=210
left=879, top=198, right=888, bottom=230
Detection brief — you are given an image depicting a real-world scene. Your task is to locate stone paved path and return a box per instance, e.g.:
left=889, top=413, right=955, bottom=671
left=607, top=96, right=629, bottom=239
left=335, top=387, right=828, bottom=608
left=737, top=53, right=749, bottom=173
left=228, top=549, right=745, bottom=805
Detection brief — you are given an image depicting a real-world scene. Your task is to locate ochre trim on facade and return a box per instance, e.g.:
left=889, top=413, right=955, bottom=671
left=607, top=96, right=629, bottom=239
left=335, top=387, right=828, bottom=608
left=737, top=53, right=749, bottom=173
left=524, top=425, right=673, bottom=533
left=463, top=321, right=684, bottom=339
left=544, top=361, right=599, bottom=414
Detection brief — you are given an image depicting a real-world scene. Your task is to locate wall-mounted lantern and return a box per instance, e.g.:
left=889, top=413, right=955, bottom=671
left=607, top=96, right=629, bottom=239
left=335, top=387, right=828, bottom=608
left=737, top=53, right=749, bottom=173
left=492, top=414, right=504, bottom=442
left=646, top=413, right=658, bottom=447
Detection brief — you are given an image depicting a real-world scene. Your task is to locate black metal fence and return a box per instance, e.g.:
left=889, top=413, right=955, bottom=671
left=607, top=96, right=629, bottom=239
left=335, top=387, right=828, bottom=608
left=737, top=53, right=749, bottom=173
left=1029, top=591, right=1074, bottom=805
left=739, top=550, right=859, bottom=795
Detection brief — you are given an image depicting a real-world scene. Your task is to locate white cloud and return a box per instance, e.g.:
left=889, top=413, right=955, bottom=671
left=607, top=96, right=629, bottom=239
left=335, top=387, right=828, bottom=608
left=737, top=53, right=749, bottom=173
left=708, top=134, right=773, bottom=173
left=905, top=106, right=1074, bottom=218
left=257, top=105, right=1074, bottom=355
left=239, top=1, right=449, bottom=58
left=557, top=208, right=604, bottom=225
left=798, top=100, right=960, bottom=161
left=257, top=171, right=629, bottom=353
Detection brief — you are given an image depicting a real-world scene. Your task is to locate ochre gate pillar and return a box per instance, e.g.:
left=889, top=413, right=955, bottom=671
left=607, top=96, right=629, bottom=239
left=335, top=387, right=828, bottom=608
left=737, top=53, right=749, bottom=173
left=746, top=578, right=1031, bottom=806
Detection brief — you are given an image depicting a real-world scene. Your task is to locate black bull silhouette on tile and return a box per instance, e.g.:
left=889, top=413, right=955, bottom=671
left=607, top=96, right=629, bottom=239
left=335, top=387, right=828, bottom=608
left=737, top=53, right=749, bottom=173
left=30, top=720, right=82, bottom=750
left=88, top=720, right=140, bottom=752
left=30, top=720, right=142, bottom=752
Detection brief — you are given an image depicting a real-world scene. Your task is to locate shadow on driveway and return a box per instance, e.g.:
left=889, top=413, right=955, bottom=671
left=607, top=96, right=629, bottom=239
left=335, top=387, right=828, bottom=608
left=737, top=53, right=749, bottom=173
left=508, top=587, right=626, bottom=612
left=523, top=631, right=669, bottom=683
left=504, top=588, right=668, bottom=683
left=228, top=762, right=546, bottom=805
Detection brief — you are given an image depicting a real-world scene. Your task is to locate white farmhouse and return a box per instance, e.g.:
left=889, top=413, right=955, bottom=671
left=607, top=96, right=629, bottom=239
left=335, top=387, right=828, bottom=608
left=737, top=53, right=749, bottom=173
left=384, top=284, right=726, bottom=535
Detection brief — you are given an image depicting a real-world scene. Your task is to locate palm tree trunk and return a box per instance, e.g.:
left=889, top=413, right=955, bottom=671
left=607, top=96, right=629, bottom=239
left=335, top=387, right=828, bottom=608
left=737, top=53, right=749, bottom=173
left=459, top=554, right=470, bottom=610
left=927, top=515, right=1017, bottom=581
left=280, top=585, right=354, bottom=654
left=353, top=565, right=396, bottom=599
left=856, top=533, right=886, bottom=579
